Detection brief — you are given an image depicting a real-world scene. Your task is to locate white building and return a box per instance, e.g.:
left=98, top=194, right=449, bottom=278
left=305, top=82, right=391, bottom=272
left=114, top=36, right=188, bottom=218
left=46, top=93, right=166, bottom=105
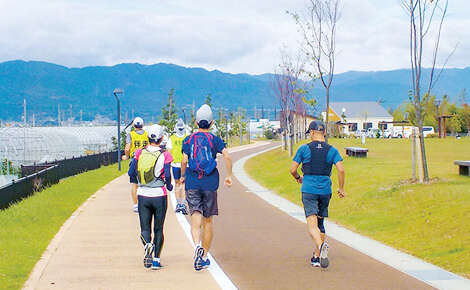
left=325, top=102, right=394, bottom=135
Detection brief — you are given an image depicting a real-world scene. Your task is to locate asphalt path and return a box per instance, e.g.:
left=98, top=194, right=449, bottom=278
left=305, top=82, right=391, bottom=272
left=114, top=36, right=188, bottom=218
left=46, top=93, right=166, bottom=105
left=210, top=141, right=434, bottom=289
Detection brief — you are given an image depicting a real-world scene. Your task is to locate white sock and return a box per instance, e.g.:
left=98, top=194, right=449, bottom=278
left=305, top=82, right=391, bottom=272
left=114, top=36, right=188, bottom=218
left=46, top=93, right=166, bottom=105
left=153, top=257, right=160, bottom=262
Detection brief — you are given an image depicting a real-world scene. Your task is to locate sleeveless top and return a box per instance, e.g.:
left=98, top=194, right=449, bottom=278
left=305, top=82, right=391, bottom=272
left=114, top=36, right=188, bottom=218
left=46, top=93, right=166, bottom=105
left=129, top=130, right=148, bottom=158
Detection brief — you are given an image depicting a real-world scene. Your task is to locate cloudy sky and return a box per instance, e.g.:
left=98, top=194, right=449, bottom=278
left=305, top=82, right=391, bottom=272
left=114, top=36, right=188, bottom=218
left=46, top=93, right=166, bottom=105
left=0, top=0, right=468, bottom=75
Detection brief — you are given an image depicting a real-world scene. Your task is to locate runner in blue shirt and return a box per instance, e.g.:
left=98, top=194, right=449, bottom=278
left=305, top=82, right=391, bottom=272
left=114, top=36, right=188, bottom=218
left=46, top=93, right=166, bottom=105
left=180, top=104, right=233, bottom=271
left=290, top=120, right=345, bottom=269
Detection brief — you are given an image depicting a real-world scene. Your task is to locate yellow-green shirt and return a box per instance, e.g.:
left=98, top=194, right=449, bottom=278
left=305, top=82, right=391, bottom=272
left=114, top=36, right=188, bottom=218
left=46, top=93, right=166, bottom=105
left=129, top=130, right=148, bottom=157
left=170, top=134, right=187, bottom=163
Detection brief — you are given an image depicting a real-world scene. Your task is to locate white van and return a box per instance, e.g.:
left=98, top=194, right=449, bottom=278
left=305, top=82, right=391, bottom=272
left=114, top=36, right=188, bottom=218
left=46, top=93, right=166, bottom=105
left=422, top=126, right=435, bottom=137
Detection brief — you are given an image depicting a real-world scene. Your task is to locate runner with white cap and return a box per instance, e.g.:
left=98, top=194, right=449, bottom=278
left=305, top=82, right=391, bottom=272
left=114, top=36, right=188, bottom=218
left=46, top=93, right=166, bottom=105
left=123, top=117, right=148, bottom=212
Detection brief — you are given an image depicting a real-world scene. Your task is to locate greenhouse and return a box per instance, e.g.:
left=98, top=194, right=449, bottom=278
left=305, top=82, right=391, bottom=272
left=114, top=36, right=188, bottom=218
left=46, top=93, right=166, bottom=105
left=0, top=126, right=123, bottom=171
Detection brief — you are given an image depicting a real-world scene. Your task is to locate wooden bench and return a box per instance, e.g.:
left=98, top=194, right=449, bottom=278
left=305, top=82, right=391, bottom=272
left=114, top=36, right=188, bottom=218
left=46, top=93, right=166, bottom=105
left=344, top=147, right=368, bottom=157
left=454, top=160, right=470, bottom=176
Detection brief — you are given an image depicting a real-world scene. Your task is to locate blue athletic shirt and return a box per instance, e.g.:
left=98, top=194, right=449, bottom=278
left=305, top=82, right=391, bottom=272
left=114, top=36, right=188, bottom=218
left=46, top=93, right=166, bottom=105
left=182, top=132, right=226, bottom=191
left=293, top=143, right=343, bottom=195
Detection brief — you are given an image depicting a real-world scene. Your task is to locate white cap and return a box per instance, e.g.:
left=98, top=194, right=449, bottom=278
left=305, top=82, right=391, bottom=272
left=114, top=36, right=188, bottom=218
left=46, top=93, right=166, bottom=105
left=148, top=124, right=164, bottom=140
left=174, top=118, right=185, bottom=132
left=133, top=117, right=144, bottom=128
left=196, top=104, right=213, bottom=123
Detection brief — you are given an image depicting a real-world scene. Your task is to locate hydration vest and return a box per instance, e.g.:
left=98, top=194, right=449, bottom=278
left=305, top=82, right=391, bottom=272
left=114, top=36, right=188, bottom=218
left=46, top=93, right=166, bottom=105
left=301, top=141, right=333, bottom=176
left=130, top=131, right=149, bottom=157
left=137, top=148, right=165, bottom=188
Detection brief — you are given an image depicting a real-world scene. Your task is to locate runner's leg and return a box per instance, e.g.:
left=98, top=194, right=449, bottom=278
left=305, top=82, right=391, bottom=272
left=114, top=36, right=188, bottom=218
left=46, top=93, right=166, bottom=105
left=306, top=215, right=323, bottom=258
left=152, top=196, right=168, bottom=258
left=201, top=216, right=213, bottom=259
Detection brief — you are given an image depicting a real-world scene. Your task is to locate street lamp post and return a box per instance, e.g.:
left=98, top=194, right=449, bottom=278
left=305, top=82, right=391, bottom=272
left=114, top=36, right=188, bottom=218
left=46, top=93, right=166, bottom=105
left=113, top=88, right=123, bottom=171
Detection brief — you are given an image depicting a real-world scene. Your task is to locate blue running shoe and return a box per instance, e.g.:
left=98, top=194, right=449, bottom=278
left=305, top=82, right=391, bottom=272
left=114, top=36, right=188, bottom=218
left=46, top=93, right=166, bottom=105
left=310, top=256, right=320, bottom=267
left=194, top=246, right=205, bottom=271
left=180, top=205, right=189, bottom=215
left=202, top=258, right=210, bottom=269
left=151, top=259, right=162, bottom=270
left=143, top=243, right=154, bottom=268
left=175, top=204, right=182, bottom=213
left=319, top=242, right=330, bottom=268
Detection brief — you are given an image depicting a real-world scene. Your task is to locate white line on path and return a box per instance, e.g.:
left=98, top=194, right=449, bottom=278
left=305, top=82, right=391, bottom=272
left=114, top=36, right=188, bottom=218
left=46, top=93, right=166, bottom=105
left=233, top=145, right=470, bottom=290
left=169, top=186, right=237, bottom=290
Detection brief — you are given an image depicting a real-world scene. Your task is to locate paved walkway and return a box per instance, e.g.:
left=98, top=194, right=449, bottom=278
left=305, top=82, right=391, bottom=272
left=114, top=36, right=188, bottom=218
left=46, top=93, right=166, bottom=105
left=23, top=141, right=470, bottom=290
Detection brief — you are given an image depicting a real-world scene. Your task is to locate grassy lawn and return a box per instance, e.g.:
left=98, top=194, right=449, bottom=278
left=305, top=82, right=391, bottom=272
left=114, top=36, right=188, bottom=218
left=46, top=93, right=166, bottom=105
left=0, top=163, right=126, bottom=289
left=245, top=137, right=470, bottom=278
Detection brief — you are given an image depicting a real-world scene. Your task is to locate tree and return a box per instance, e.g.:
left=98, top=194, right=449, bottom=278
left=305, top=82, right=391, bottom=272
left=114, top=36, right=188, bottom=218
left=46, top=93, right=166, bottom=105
left=399, top=0, right=453, bottom=182
left=270, top=48, right=307, bottom=156
left=159, top=88, right=178, bottom=133
left=290, top=0, right=342, bottom=139
left=205, top=93, right=212, bottom=107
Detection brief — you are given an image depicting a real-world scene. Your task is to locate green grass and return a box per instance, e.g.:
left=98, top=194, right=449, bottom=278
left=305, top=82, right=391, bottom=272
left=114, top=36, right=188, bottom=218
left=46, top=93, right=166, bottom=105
left=245, top=137, right=470, bottom=278
left=0, top=163, right=126, bottom=289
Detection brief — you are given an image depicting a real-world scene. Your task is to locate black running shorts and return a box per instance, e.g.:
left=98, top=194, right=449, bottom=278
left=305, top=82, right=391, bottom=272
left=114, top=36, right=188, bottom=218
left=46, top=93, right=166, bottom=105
left=185, top=189, right=218, bottom=218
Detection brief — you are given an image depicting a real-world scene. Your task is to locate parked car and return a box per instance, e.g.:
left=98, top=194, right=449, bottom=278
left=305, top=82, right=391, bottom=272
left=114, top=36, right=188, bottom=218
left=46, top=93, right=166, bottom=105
left=422, top=126, right=435, bottom=137
left=354, top=129, right=367, bottom=138
left=366, top=128, right=381, bottom=138
left=384, top=129, right=392, bottom=138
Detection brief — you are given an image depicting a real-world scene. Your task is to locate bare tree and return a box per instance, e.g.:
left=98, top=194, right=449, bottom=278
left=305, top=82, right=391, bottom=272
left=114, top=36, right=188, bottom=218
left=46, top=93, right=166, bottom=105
left=399, top=0, right=454, bottom=182
left=290, top=0, right=342, bottom=140
left=271, top=48, right=307, bottom=156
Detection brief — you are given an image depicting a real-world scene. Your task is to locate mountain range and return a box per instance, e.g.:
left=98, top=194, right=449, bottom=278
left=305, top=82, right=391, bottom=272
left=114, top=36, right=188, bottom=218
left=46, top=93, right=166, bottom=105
left=0, top=60, right=469, bottom=125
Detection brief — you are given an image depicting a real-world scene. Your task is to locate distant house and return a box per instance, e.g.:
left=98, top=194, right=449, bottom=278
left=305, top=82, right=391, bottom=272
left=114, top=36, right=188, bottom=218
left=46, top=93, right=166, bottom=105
left=325, top=102, right=394, bottom=135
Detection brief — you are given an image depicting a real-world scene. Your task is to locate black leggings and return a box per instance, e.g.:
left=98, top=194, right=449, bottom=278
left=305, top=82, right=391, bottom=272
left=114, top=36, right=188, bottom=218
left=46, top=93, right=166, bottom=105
left=138, top=195, right=168, bottom=258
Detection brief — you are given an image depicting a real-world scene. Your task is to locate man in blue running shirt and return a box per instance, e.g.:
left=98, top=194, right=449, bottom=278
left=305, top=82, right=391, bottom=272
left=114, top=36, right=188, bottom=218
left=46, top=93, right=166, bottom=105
left=180, top=104, right=233, bottom=271
left=290, top=120, right=345, bottom=268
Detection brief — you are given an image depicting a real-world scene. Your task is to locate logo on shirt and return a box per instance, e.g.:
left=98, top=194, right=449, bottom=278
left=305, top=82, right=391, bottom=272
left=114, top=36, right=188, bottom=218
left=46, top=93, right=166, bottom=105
left=316, top=143, right=323, bottom=149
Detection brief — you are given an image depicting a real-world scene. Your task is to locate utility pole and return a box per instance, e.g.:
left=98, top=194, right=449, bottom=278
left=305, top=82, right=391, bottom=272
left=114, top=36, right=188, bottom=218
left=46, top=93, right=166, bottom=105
left=58, top=104, right=61, bottom=126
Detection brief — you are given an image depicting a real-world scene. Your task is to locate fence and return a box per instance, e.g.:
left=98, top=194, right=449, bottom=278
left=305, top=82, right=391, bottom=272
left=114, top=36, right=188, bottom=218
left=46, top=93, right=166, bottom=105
left=0, top=151, right=118, bottom=210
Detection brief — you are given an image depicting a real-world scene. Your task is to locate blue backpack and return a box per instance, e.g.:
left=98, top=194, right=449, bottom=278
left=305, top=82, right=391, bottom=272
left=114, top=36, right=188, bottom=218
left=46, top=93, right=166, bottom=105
left=187, top=132, right=217, bottom=178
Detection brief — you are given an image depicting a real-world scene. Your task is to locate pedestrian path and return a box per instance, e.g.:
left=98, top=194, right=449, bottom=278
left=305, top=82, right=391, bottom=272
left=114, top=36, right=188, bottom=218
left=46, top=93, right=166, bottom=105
left=232, top=145, right=470, bottom=290
left=23, top=173, right=220, bottom=289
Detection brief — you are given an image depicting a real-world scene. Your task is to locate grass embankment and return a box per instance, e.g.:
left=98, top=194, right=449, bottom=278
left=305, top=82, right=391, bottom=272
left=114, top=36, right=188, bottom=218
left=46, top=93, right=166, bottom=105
left=0, top=163, right=127, bottom=289
left=245, top=137, right=470, bottom=278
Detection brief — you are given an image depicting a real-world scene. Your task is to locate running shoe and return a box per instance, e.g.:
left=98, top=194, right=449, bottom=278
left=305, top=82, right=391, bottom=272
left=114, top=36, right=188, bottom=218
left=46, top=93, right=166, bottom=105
left=194, top=246, right=205, bottom=271
left=143, top=243, right=154, bottom=268
left=310, top=256, right=320, bottom=267
left=319, top=242, right=330, bottom=268
left=202, top=257, right=211, bottom=269
left=174, top=204, right=182, bottom=213
left=133, top=204, right=139, bottom=213
left=180, top=205, right=189, bottom=215
left=151, top=259, right=162, bottom=270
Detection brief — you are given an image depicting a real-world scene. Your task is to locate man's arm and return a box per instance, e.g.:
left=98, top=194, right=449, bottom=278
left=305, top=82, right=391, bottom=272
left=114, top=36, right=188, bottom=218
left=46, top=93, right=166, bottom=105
left=123, top=143, right=131, bottom=160
left=290, top=161, right=303, bottom=184
left=335, top=160, right=345, bottom=198
left=180, top=153, right=188, bottom=184
left=221, top=148, right=233, bottom=187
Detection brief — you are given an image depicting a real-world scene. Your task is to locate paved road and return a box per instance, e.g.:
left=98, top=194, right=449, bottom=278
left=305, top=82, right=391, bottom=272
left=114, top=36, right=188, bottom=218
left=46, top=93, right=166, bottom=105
left=24, top=141, right=468, bottom=289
